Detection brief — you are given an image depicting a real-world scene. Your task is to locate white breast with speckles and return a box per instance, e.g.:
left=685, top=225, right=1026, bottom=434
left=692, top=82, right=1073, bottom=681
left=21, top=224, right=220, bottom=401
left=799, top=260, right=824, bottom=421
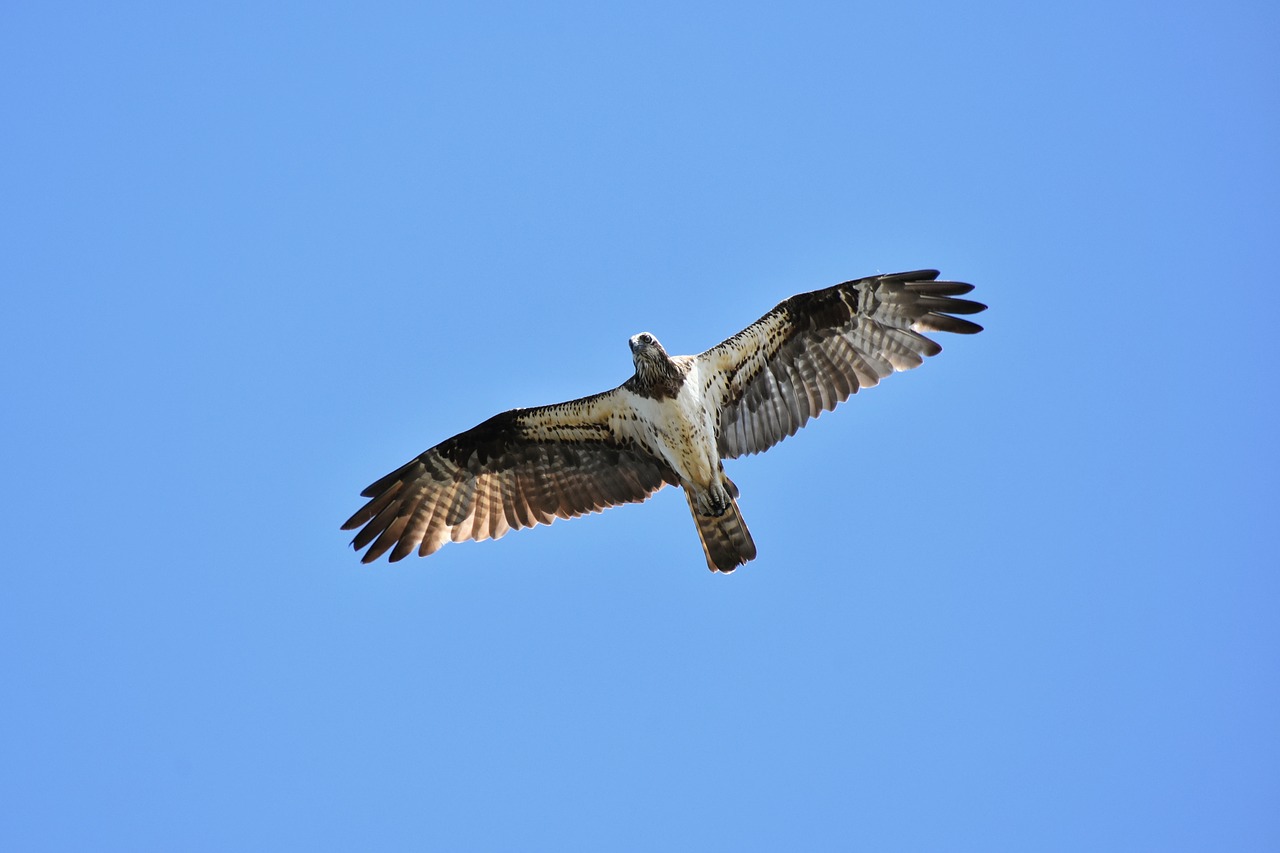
left=613, top=361, right=720, bottom=489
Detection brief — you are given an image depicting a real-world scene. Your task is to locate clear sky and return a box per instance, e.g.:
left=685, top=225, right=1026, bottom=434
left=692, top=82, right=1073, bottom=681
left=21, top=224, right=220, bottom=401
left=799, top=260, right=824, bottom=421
left=2, top=2, right=1276, bottom=851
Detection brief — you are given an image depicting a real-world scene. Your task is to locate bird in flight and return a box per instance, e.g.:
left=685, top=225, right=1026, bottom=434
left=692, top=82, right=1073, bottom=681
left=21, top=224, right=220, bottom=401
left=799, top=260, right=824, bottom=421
left=343, top=269, right=985, bottom=572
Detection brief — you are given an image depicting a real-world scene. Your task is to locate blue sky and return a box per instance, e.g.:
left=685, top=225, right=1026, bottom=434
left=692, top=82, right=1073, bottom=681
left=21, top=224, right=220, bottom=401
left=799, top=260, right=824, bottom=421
left=2, top=1, right=1276, bottom=850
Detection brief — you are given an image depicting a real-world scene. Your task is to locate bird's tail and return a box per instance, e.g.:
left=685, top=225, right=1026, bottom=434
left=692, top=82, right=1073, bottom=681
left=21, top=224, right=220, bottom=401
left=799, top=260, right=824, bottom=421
left=685, top=489, right=757, bottom=573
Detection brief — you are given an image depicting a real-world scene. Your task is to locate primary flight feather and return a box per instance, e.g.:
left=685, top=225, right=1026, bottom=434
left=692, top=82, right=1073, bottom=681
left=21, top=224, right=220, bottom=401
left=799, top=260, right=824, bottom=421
left=342, top=269, right=986, bottom=572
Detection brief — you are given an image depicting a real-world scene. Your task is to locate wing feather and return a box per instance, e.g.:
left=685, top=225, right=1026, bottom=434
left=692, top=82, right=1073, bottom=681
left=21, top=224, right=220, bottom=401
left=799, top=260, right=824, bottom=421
left=342, top=390, right=677, bottom=563
left=498, top=470, right=522, bottom=531
left=699, top=270, right=986, bottom=458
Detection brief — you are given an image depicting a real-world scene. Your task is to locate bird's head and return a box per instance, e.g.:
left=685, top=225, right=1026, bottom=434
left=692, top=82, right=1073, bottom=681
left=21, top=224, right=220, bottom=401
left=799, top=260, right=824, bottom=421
left=628, top=332, right=667, bottom=366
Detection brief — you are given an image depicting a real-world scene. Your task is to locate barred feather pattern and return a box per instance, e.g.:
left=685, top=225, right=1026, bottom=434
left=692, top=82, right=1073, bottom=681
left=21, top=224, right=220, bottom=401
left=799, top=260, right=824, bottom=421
left=684, top=489, right=758, bottom=573
left=698, top=270, right=986, bottom=458
left=341, top=393, right=677, bottom=563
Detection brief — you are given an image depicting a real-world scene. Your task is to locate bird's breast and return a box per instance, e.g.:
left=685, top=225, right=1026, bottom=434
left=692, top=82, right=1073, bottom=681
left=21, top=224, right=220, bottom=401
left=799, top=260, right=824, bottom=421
left=618, top=379, right=718, bottom=489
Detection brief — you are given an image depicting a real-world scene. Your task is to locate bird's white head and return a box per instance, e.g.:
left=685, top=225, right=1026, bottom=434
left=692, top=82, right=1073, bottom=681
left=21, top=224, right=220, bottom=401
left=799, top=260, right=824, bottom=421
left=628, top=332, right=666, bottom=363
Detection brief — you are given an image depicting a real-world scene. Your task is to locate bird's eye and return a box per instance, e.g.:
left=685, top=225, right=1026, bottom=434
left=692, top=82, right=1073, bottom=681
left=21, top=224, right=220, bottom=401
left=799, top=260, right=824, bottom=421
left=640, top=334, right=653, bottom=344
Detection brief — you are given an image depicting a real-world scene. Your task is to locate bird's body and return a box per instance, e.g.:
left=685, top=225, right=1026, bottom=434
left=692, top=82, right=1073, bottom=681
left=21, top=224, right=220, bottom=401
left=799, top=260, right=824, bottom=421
left=343, top=270, right=986, bottom=572
left=621, top=350, right=719, bottom=502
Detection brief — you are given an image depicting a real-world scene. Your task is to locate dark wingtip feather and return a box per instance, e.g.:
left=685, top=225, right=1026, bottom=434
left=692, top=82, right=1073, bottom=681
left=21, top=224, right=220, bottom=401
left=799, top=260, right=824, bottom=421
left=922, top=314, right=985, bottom=334
left=360, top=459, right=423, bottom=498
left=361, top=525, right=402, bottom=563
left=891, top=268, right=941, bottom=281
left=918, top=296, right=987, bottom=315
left=389, top=536, right=418, bottom=562
left=350, top=501, right=400, bottom=550
left=907, top=280, right=976, bottom=296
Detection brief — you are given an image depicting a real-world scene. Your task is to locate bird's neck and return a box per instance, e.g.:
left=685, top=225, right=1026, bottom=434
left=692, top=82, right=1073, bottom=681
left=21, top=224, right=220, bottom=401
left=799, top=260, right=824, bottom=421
left=632, top=353, right=687, bottom=400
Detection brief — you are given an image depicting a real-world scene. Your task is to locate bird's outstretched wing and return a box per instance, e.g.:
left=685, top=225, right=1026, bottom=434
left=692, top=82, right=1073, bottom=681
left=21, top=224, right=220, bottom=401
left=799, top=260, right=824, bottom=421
left=697, top=270, right=986, bottom=458
left=342, top=390, right=677, bottom=563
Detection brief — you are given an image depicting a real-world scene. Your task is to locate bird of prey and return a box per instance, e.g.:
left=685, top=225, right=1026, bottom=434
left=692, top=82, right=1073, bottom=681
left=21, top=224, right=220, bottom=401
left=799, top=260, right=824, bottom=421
left=343, top=269, right=985, bottom=572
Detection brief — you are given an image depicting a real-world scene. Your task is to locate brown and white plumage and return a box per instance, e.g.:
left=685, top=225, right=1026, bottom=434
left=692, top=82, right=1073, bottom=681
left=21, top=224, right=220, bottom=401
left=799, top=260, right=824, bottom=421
left=341, top=393, right=678, bottom=563
left=699, top=269, right=985, bottom=458
left=343, top=269, right=985, bottom=572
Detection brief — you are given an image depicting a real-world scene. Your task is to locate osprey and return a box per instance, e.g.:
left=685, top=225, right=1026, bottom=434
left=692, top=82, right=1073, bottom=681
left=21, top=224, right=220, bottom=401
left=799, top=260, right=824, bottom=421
left=343, top=270, right=985, bottom=572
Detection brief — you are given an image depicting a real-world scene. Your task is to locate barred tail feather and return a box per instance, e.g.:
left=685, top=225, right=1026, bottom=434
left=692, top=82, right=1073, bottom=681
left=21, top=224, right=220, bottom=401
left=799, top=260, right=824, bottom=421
left=685, top=490, right=758, bottom=573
